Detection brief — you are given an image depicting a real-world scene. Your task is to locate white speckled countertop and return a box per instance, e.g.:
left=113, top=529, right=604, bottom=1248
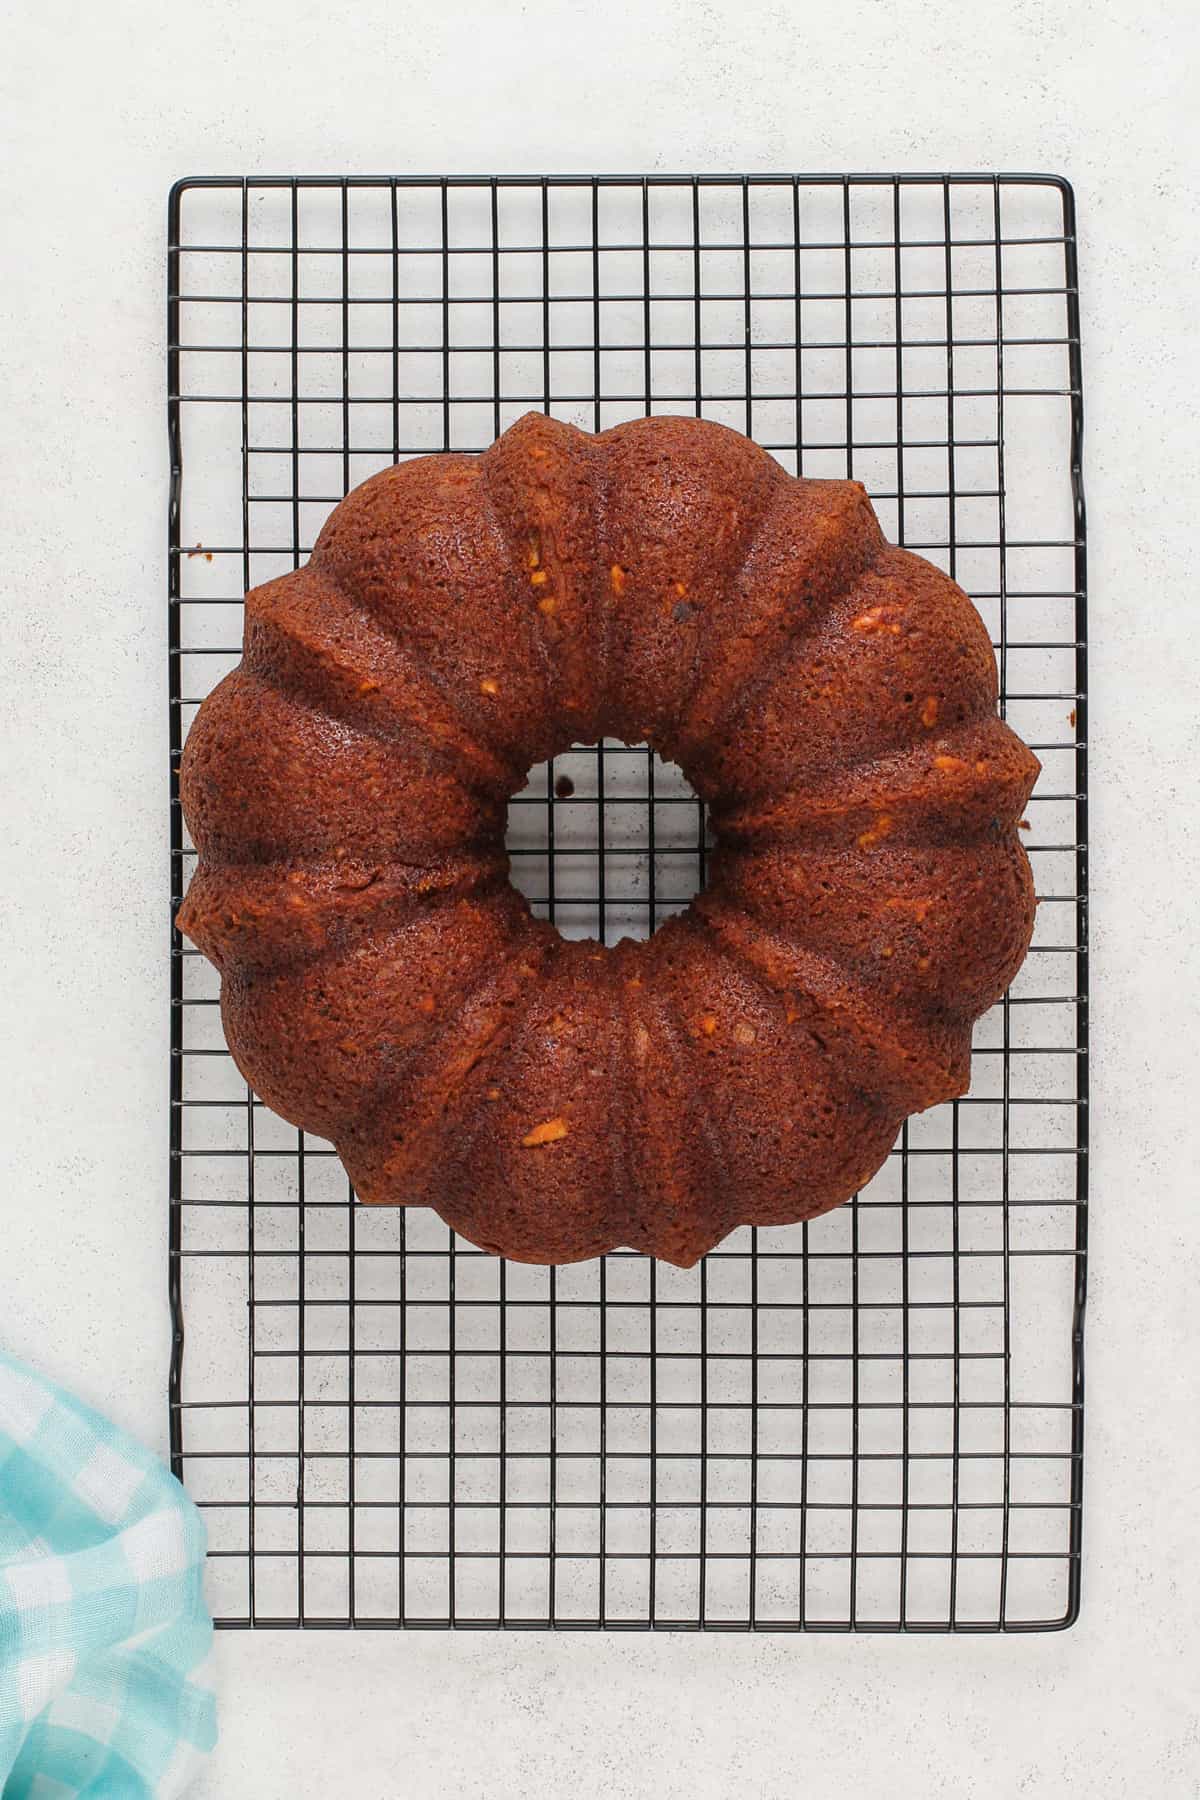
left=3, top=2, right=1199, bottom=1793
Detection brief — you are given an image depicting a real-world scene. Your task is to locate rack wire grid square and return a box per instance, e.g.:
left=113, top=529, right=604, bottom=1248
left=168, top=172, right=1088, bottom=1633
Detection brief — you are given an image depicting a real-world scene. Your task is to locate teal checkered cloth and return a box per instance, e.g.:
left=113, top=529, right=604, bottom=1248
left=0, top=1351, right=216, bottom=1797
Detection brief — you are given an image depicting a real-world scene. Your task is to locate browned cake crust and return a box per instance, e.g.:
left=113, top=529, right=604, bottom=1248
left=177, top=413, right=1040, bottom=1266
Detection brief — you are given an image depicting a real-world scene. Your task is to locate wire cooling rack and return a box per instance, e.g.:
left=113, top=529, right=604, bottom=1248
left=168, top=173, right=1088, bottom=1631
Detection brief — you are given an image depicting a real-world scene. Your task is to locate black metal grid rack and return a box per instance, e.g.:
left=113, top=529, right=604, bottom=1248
left=168, top=173, right=1088, bottom=1631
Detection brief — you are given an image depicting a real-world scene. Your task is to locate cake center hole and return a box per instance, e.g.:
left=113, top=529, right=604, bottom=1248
left=505, top=743, right=711, bottom=944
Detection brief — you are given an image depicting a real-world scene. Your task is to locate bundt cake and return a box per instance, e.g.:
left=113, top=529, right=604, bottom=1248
left=177, top=412, right=1040, bottom=1267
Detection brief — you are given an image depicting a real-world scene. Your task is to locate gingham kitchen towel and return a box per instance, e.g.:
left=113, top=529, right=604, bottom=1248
left=0, top=1350, right=216, bottom=1796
